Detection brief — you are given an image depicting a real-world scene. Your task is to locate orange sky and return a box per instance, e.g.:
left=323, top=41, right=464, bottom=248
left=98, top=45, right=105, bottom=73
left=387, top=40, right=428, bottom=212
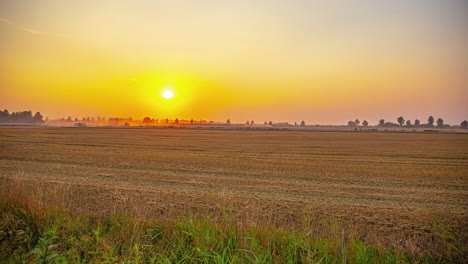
left=1, top=0, right=467, bottom=125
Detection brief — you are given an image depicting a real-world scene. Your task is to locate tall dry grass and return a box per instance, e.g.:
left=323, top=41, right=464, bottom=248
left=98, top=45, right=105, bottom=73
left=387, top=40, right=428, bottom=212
left=1, top=177, right=466, bottom=263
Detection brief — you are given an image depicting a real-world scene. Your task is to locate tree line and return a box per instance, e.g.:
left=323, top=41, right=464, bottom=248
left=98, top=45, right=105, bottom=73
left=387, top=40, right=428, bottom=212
left=347, top=116, right=468, bottom=128
left=1, top=109, right=467, bottom=128
left=0, top=109, right=45, bottom=123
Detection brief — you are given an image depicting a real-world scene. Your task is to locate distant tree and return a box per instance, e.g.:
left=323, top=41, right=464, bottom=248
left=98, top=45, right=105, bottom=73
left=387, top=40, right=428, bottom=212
left=406, top=120, right=412, bottom=126
left=436, top=118, right=444, bottom=127
left=155, top=119, right=158, bottom=124
left=8, top=111, right=32, bottom=123
left=175, top=118, right=179, bottom=124
left=300, top=121, right=305, bottom=127
left=82, top=117, right=86, bottom=121
left=67, top=116, right=72, bottom=122
left=397, top=116, right=405, bottom=126
left=246, top=120, right=250, bottom=125
left=165, top=118, right=169, bottom=124
left=294, top=122, right=297, bottom=126
left=347, top=121, right=356, bottom=127
left=250, top=120, right=254, bottom=125
left=226, top=119, right=231, bottom=125
left=124, top=122, right=130, bottom=127
left=268, top=121, right=273, bottom=125
left=97, top=117, right=101, bottom=121
left=74, top=118, right=78, bottom=122
left=355, top=119, right=360, bottom=126
left=190, top=119, right=194, bottom=124
left=33, top=112, right=44, bottom=123
left=379, top=119, right=385, bottom=126
left=264, top=121, right=267, bottom=125
left=362, top=120, right=369, bottom=127
left=142, top=117, right=151, bottom=123
left=0, top=109, right=9, bottom=122
left=414, top=119, right=420, bottom=127
left=86, top=117, right=90, bottom=122
left=428, top=116, right=434, bottom=126
left=384, top=122, right=400, bottom=127
left=461, top=120, right=468, bottom=128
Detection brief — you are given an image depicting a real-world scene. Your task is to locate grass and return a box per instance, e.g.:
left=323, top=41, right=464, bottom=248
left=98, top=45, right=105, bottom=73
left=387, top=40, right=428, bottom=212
left=0, top=199, right=423, bottom=263
left=0, top=184, right=466, bottom=263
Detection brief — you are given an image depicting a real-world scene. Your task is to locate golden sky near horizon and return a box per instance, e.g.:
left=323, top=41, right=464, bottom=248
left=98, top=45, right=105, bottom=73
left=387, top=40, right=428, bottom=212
left=0, top=0, right=467, bottom=124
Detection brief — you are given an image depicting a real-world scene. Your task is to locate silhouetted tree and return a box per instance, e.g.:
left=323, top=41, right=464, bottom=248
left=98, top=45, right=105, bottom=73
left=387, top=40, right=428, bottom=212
left=406, top=120, right=412, bottom=126
left=379, top=119, right=385, bottom=126
left=175, top=118, right=179, bottom=124
left=264, top=121, right=267, bottom=125
left=67, top=116, right=72, bottom=122
left=461, top=120, right=468, bottom=128
left=142, top=117, right=151, bottom=123
left=226, top=119, right=231, bottom=125
left=246, top=120, right=249, bottom=125
left=250, top=120, right=254, bottom=125
left=355, top=119, right=360, bottom=126
left=362, top=120, right=368, bottom=127
left=436, top=118, right=444, bottom=127
left=190, top=119, right=194, bottom=124
left=0, top=109, right=9, bottom=122
left=165, top=118, right=169, bottom=124
left=347, top=121, right=356, bottom=127
left=10, top=111, right=33, bottom=123
left=32, top=112, right=44, bottom=123
left=428, top=116, right=434, bottom=126
left=268, top=121, right=273, bottom=125
left=397, top=116, right=405, bottom=126
left=414, top=119, right=420, bottom=127
left=300, top=121, right=305, bottom=127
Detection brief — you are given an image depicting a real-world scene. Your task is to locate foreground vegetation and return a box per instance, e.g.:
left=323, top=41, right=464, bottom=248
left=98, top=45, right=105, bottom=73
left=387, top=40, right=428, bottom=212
left=0, top=192, right=465, bottom=264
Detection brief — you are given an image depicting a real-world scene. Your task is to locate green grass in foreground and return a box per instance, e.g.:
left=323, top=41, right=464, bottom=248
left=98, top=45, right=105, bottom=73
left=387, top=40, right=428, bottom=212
left=0, top=199, right=464, bottom=264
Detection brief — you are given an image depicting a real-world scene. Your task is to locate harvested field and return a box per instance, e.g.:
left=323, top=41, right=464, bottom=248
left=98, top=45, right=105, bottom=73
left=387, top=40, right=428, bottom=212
left=0, top=127, right=467, bottom=258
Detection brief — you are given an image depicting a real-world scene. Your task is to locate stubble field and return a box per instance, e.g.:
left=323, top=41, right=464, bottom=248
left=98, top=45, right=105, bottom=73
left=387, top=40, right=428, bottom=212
left=0, top=127, right=467, bottom=261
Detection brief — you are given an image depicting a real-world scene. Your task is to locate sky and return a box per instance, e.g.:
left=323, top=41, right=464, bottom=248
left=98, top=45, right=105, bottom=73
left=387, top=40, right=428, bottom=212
left=0, top=0, right=467, bottom=125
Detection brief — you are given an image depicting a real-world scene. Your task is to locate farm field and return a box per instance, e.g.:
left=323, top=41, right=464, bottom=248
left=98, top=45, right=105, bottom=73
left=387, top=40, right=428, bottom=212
left=1, top=127, right=467, bottom=261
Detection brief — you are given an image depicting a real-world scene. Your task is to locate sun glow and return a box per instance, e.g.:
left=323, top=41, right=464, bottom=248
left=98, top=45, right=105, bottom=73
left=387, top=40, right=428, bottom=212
left=162, top=90, right=174, bottom=99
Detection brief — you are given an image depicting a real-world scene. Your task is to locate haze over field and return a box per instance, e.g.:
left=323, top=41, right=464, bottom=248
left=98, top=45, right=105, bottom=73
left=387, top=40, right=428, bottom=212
left=1, top=0, right=467, bottom=124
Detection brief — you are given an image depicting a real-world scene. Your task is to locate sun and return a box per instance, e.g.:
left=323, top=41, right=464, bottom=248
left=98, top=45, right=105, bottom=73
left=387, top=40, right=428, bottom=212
left=162, top=90, right=174, bottom=99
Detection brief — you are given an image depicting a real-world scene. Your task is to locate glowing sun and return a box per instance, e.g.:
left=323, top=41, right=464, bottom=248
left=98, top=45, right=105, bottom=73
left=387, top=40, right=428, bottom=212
left=162, top=90, right=174, bottom=99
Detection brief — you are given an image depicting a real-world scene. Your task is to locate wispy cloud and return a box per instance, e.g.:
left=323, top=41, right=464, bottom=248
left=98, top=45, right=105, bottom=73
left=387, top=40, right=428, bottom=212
left=0, top=17, right=61, bottom=37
